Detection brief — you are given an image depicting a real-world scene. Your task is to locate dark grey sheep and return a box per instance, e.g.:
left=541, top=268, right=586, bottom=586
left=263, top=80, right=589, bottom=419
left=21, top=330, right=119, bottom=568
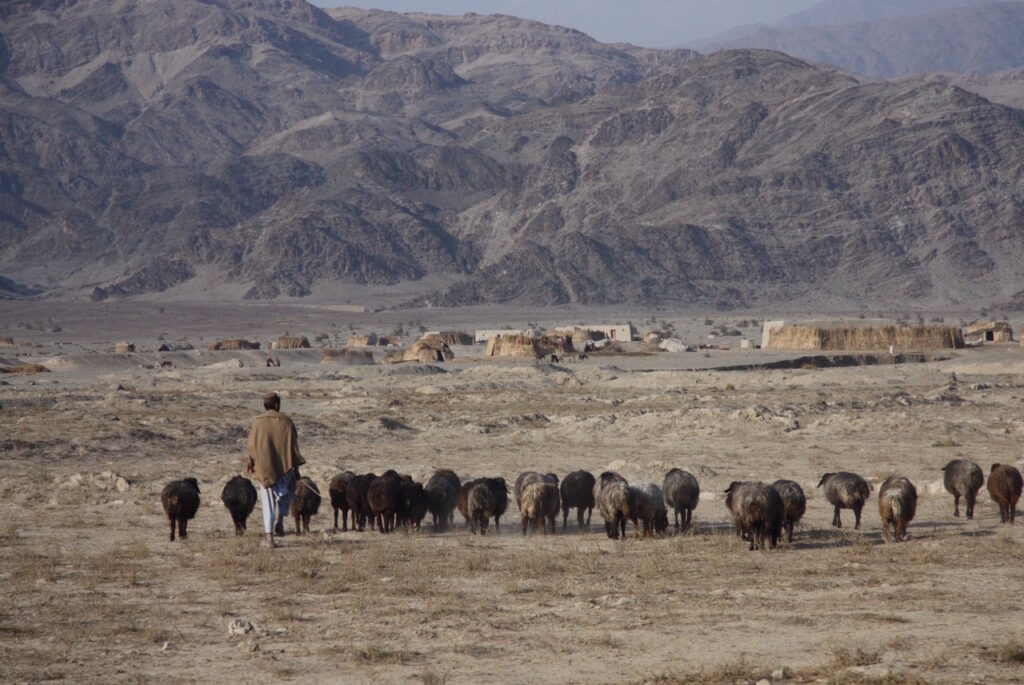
left=817, top=471, right=871, bottom=529
left=770, top=479, right=806, bottom=543
left=663, top=468, right=700, bottom=531
left=594, top=471, right=630, bottom=540
left=724, top=481, right=783, bottom=551
left=162, top=477, right=200, bottom=542
left=221, top=475, right=257, bottom=535
left=629, top=482, right=668, bottom=538
left=941, top=459, right=983, bottom=518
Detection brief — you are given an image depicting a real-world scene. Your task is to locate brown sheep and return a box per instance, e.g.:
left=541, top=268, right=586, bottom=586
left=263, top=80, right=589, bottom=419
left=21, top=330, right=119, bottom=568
left=328, top=470, right=356, bottom=531
left=941, top=459, right=984, bottom=519
left=161, top=477, right=200, bottom=541
left=467, top=480, right=498, bottom=535
left=292, top=477, right=321, bottom=534
left=987, top=464, right=1023, bottom=524
left=345, top=472, right=377, bottom=531
left=221, top=475, right=257, bottom=535
left=878, top=476, right=917, bottom=542
left=483, top=477, right=510, bottom=533
left=520, top=482, right=560, bottom=535
left=367, top=470, right=403, bottom=533
left=817, top=471, right=871, bottom=529
left=724, top=481, right=783, bottom=551
left=770, top=479, right=806, bottom=543
left=594, top=471, right=631, bottom=540
left=425, top=469, right=461, bottom=532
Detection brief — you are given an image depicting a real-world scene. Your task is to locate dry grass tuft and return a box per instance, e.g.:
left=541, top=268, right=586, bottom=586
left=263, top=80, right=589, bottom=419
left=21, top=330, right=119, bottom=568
left=993, top=639, right=1024, bottom=663
left=350, top=645, right=419, bottom=665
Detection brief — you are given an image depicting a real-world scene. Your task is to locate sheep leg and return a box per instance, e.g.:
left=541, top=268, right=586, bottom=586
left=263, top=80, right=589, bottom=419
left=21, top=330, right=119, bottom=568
left=179, top=518, right=188, bottom=540
left=169, top=517, right=176, bottom=542
left=785, top=521, right=793, bottom=543
left=619, top=518, right=627, bottom=540
left=586, top=507, right=592, bottom=526
left=562, top=505, right=569, bottom=531
left=833, top=505, right=842, bottom=528
left=576, top=507, right=584, bottom=531
left=494, top=515, right=500, bottom=533
left=521, top=515, right=528, bottom=536
left=853, top=504, right=863, bottom=530
left=965, top=493, right=975, bottom=519
left=953, top=494, right=960, bottom=517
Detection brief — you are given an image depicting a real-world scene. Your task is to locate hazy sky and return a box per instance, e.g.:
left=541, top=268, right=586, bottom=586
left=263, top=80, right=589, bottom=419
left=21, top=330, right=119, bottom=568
left=314, top=1, right=821, bottom=48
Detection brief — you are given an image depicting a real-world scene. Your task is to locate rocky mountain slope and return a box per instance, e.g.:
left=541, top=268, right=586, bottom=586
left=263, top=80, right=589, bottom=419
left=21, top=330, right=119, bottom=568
left=2, top=0, right=1024, bottom=309
left=703, top=1, right=1024, bottom=79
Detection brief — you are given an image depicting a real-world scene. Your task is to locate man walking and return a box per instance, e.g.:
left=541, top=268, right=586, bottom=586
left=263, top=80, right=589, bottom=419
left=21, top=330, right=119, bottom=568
left=246, top=392, right=305, bottom=547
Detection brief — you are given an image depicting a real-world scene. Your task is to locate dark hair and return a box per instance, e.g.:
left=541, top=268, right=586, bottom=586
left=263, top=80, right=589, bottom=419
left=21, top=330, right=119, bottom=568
left=263, top=393, right=280, bottom=411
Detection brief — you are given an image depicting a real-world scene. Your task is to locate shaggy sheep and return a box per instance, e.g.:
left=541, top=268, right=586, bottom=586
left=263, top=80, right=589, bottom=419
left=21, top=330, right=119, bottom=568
left=629, top=482, right=669, bottom=538
left=560, top=470, right=596, bottom=531
left=457, top=478, right=476, bottom=526
left=878, top=476, right=917, bottom=542
left=425, top=469, right=461, bottom=532
left=987, top=464, right=1023, bottom=524
left=161, top=477, right=200, bottom=542
left=345, top=472, right=377, bottom=531
left=291, top=477, right=321, bottom=535
left=662, top=469, right=700, bottom=531
left=594, top=471, right=631, bottom=540
left=770, top=479, right=806, bottom=543
left=328, top=470, right=356, bottom=531
left=724, top=481, right=783, bottom=551
left=467, top=480, right=498, bottom=535
left=817, top=471, right=871, bottom=529
left=368, top=470, right=403, bottom=534
left=221, top=475, right=257, bottom=535
left=514, top=471, right=559, bottom=510
left=520, top=482, right=560, bottom=535
left=398, top=478, right=429, bottom=531
left=941, top=459, right=984, bottom=519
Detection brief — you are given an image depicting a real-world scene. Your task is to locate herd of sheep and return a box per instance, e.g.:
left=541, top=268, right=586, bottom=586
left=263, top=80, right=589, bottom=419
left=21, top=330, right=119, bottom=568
left=160, top=459, right=1024, bottom=550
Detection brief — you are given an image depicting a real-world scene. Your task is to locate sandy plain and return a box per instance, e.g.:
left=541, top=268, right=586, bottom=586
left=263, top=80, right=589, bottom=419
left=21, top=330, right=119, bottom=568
left=2, top=302, right=1024, bottom=684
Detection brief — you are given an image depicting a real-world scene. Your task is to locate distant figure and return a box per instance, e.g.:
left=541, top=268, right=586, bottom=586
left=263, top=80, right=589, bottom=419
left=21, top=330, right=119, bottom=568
left=246, top=392, right=306, bottom=547
left=265, top=357, right=280, bottom=367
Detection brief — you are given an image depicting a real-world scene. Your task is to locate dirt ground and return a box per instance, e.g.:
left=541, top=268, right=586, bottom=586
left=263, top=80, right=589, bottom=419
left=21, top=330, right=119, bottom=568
left=2, top=303, right=1024, bottom=684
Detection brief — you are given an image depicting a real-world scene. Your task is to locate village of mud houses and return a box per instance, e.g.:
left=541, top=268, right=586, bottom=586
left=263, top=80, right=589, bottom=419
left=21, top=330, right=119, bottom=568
left=5, top=0, right=1024, bottom=683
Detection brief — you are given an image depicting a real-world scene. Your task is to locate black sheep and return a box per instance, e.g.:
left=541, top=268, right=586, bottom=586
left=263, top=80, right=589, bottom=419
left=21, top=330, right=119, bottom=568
left=560, top=470, right=596, bottom=531
left=221, top=475, right=257, bottom=535
left=161, top=477, right=201, bottom=542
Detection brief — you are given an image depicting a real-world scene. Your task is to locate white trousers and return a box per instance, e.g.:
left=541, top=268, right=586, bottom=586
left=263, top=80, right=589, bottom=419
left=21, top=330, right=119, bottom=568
left=259, top=470, right=296, bottom=534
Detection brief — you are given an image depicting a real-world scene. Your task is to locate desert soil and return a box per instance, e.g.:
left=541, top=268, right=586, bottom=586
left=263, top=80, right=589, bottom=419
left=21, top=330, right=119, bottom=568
left=1, top=302, right=1024, bottom=684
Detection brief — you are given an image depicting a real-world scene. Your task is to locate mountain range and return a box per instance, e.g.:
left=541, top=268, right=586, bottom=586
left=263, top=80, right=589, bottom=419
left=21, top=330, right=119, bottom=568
left=1, top=0, right=1024, bottom=311
left=700, top=0, right=1024, bottom=79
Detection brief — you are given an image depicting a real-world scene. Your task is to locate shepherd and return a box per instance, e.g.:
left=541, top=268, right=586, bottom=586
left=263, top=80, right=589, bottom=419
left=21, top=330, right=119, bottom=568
left=246, top=392, right=306, bottom=548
